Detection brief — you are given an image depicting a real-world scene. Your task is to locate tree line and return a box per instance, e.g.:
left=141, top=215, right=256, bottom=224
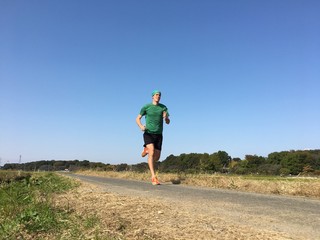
left=160, top=149, right=320, bottom=176
left=2, top=149, right=320, bottom=176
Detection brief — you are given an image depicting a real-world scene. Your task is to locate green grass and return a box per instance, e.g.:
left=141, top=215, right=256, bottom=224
left=0, top=172, right=78, bottom=239
left=0, top=171, right=119, bottom=240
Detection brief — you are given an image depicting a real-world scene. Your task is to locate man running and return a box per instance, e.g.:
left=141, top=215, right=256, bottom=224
left=136, top=90, right=170, bottom=185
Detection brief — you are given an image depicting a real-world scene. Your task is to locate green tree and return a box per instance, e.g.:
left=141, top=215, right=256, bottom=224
left=199, top=151, right=231, bottom=173
left=199, top=153, right=214, bottom=172
left=115, top=163, right=128, bottom=172
left=131, top=162, right=149, bottom=172
left=245, top=155, right=266, bottom=173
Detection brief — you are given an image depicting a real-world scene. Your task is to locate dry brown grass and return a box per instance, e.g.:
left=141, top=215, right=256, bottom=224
left=77, top=170, right=320, bottom=199
left=53, top=180, right=295, bottom=240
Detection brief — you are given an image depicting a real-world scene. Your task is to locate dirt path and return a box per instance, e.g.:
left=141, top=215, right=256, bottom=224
left=60, top=173, right=320, bottom=240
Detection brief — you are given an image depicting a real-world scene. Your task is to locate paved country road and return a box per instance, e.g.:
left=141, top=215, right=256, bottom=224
left=65, top=173, right=320, bottom=239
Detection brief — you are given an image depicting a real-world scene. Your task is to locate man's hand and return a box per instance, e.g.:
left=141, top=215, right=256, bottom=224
left=163, top=112, right=170, bottom=124
left=140, top=125, right=146, bottom=131
left=136, top=114, right=146, bottom=131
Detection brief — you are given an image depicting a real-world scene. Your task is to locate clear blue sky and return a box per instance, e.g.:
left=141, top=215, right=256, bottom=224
left=1, top=0, right=319, bottom=165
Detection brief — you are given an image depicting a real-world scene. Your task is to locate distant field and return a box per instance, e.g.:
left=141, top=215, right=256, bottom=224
left=77, top=170, right=320, bottom=199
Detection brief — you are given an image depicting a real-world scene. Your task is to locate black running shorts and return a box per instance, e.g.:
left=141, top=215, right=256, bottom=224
left=143, top=132, right=163, bottom=151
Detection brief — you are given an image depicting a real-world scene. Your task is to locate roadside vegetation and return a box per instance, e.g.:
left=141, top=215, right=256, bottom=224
left=0, top=171, right=115, bottom=240
left=77, top=170, right=320, bottom=199
left=1, top=168, right=319, bottom=239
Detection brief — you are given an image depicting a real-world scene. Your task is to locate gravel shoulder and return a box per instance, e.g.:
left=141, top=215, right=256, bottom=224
left=60, top=173, right=320, bottom=240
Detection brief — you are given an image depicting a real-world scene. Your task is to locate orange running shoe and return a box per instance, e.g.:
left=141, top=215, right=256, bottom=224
left=141, top=147, right=148, bottom=157
left=152, top=177, right=161, bottom=185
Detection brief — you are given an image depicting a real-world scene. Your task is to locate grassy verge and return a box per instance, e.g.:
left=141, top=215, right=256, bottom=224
left=77, top=170, right=320, bottom=199
left=0, top=170, right=31, bottom=183
left=0, top=171, right=115, bottom=240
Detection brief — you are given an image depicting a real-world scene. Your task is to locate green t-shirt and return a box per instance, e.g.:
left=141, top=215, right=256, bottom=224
left=140, top=103, right=169, bottom=134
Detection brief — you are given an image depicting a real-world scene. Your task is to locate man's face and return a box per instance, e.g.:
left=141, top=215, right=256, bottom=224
left=153, top=93, right=161, bottom=102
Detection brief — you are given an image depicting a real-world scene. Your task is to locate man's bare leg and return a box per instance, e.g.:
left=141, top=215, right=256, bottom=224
left=146, top=144, right=156, bottom=178
left=154, top=149, right=161, bottom=162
